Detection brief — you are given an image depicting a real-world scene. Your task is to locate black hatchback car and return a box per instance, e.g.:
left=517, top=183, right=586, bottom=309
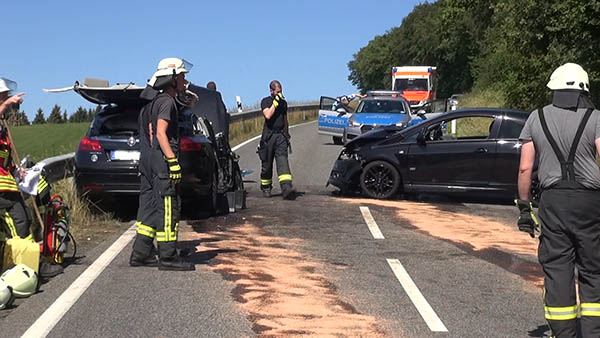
left=328, top=108, right=534, bottom=201
left=55, top=79, right=242, bottom=213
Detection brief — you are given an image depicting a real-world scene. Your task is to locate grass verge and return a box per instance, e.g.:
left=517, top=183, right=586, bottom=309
left=48, top=179, right=125, bottom=250
left=12, top=122, right=89, bottom=162
left=459, top=87, right=507, bottom=109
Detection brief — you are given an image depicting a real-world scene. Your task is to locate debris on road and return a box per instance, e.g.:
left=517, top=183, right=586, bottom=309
left=181, top=219, right=387, bottom=337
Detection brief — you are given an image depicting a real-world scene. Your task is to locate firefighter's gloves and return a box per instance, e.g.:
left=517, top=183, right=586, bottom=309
left=166, top=157, right=182, bottom=184
left=272, top=92, right=285, bottom=108
left=515, top=199, right=539, bottom=238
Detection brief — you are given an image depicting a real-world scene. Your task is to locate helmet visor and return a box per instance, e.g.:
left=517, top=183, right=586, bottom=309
left=181, top=59, right=193, bottom=73
left=0, top=78, right=17, bottom=95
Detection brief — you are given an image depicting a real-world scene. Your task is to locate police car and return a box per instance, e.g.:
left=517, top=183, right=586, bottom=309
left=342, top=91, right=413, bottom=143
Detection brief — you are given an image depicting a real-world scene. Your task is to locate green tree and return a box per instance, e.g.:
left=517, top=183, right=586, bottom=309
left=69, top=106, right=89, bottom=123
left=33, top=108, right=46, bottom=124
left=4, top=108, right=30, bottom=126
left=47, top=104, right=64, bottom=124
left=473, top=0, right=600, bottom=109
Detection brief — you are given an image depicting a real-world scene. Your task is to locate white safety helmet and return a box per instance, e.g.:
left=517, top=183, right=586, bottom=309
left=0, top=279, right=15, bottom=310
left=147, top=57, right=192, bottom=88
left=546, top=63, right=590, bottom=92
left=0, top=78, right=17, bottom=95
left=1, top=264, right=39, bottom=298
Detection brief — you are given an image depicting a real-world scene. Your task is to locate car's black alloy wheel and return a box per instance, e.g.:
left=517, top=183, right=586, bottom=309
left=360, top=161, right=401, bottom=199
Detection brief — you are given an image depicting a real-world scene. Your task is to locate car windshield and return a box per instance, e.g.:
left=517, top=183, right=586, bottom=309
left=356, top=100, right=407, bottom=114
left=394, top=78, right=428, bottom=91
left=89, top=106, right=139, bottom=137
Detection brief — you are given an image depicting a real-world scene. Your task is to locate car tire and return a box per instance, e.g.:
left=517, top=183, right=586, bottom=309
left=360, top=161, right=401, bottom=199
left=333, top=136, right=343, bottom=145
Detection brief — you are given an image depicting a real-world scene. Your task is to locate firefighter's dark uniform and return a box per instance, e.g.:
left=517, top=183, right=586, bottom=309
left=131, top=89, right=159, bottom=261
left=0, top=129, right=31, bottom=240
left=133, top=92, right=182, bottom=261
left=151, top=93, right=182, bottom=259
left=258, top=95, right=293, bottom=194
left=520, top=92, right=600, bottom=337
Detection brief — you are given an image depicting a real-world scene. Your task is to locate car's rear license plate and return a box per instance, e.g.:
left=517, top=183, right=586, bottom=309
left=110, top=150, right=140, bottom=161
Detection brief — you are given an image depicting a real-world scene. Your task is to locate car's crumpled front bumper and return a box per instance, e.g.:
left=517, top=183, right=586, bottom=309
left=327, top=158, right=362, bottom=192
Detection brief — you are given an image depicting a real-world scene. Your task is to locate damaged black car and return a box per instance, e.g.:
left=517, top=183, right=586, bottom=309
left=328, top=108, right=537, bottom=202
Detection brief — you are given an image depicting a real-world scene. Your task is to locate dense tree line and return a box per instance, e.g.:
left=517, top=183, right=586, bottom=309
left=4, top=104, right=101, bottom=126
left=348, top=0, right=600, bottom=110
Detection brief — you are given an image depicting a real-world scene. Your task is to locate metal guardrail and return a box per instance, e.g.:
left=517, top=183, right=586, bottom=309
left=39, top=152, right=75, bottom=183
left=230, top=102, right=319, bottom=122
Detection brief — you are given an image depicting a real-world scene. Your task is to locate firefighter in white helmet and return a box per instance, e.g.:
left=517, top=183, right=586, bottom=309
left=517, top=63, right=600, bottom=337
left=130, top=58, right=194, bottom=271
left=0, top=79, right=32, bottom=240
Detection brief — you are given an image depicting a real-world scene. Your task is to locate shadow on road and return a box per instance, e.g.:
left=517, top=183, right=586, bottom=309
left=528, top=324, right=551, bottom=337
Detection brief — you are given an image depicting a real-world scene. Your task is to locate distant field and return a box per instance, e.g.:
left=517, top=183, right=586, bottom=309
left=11, top=122, right=89, bottom=162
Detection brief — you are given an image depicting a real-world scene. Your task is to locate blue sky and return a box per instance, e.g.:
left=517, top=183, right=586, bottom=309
left=3, top=1, right=422, bottom=120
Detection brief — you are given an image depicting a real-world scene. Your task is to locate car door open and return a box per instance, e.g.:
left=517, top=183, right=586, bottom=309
left=317, top=96, right=351, bottom=143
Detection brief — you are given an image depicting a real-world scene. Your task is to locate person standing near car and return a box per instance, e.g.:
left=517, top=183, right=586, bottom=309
left=258, top=80, right=296, bottom=199
left=517, top=63, right=600, bottom=338
left=0, top=79, right=30, bottom=239
left=130, top=58, right=194, bottom=271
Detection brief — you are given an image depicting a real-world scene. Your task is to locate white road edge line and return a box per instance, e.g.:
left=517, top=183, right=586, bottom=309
left=359, top=206, right=385, bottom=239
left=231, top=120, right=317, bottom=152
left=386, top=258, right=448, bottom=332
left=21, top=224, right=137, bottom=338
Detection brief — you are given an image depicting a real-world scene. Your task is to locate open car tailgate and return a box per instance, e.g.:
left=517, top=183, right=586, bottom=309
left=44, top=78, right=146, bottom=106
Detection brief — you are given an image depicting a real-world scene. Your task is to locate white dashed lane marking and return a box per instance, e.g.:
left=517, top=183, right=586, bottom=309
left=360, top=206, right=385, bottom=239
left=387, top=258, right=448, bottom=332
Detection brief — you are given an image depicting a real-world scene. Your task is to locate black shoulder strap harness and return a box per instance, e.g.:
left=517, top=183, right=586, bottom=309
left=538, top=106, right=594, bottom=186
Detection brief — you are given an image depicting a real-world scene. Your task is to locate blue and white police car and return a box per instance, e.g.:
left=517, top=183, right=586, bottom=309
left=318, top=91, right=437, bottom=145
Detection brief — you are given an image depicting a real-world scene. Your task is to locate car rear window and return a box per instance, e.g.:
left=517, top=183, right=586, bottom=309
left=89, top=107, right=139, bottom=137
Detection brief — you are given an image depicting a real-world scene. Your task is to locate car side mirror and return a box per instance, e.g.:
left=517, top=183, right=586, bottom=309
left=416, top=110, right=427, bottom=119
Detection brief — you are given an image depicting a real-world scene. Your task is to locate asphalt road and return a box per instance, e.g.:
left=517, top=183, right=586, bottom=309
left=0, top=120, right=549, bottom=337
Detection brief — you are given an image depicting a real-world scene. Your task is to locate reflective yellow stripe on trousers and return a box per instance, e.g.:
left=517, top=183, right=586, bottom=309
left=279, top=174, right=292, bottom=182
left=157, top=196, right=177, bottom=242
left=261, top=179, right=272, bottom=185
left=581, top=303, right=600, bottom=317
left=136, top=221, right=156, bottom=238
left=545, top=305, right=578, bottom=320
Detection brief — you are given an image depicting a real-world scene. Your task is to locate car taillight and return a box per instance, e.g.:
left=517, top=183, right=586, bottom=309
left=180, top=137, right=202, bottom=151
left=78, top=137, right=102, bottom=152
